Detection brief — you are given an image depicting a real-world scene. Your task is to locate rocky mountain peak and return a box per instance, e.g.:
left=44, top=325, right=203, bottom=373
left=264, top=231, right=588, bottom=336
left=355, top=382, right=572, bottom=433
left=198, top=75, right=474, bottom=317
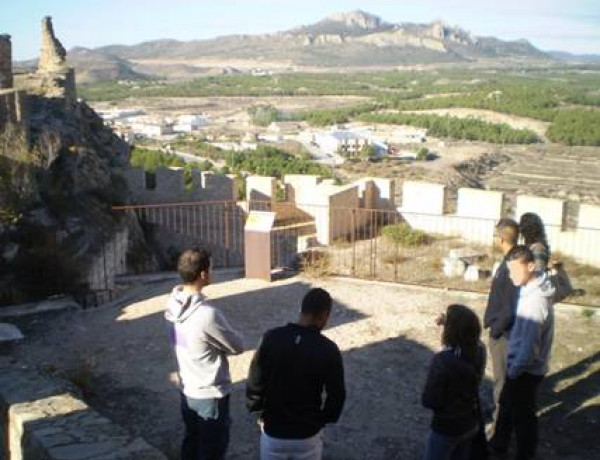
left=325, top=10, right=385, bottom=30
left=426, top=19, right=473, bottom=45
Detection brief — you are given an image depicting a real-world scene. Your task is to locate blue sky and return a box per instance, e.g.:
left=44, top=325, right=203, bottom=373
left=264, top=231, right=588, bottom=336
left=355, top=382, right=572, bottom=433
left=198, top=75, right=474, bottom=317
left=2, top=0, right=599, bottom=60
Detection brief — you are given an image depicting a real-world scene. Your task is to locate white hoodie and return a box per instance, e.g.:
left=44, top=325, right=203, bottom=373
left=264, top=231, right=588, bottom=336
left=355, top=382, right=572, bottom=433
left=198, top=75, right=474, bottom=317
left=165, top=286, right=244, bottom=399
left=507, top=273, right=555, bottom=379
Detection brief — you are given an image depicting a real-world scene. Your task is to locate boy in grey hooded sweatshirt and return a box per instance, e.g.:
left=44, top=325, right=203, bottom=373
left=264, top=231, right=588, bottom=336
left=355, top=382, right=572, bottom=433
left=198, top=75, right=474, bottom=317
left=490, top=245, right=555, bottom=460
left=165, top=248, right=244, bottom=460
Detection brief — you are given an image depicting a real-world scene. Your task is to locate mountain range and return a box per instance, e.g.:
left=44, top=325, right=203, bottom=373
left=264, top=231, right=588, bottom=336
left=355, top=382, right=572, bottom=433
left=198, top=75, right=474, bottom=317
left=22, top=10, right=597, bottom=83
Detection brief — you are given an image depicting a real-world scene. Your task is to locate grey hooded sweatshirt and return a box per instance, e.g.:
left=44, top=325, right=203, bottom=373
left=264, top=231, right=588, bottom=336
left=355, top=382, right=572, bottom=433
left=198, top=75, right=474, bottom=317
left=507, top=273, right=555, bottom=379
left=165, top=286, right=244, bottom=399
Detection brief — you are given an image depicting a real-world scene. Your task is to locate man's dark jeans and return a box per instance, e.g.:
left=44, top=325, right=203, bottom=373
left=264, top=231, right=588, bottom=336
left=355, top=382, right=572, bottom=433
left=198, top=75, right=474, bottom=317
left=490, top=373, right=543, bottom=460
left=181, top=393, right=231, bottom=460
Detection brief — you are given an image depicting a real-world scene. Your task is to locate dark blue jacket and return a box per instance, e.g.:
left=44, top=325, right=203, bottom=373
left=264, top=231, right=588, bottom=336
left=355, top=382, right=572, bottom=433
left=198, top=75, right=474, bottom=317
left=484, top=258, right=520, bottom=339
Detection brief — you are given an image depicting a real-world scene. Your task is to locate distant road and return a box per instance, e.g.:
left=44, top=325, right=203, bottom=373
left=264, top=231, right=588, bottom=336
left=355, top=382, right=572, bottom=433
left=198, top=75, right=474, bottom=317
left=169, top=149, right=225, bottom=167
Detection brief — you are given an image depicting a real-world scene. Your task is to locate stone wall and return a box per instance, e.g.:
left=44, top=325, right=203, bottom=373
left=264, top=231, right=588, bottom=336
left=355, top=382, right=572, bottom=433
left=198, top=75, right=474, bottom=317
left=0, top=35, right=29, bottom=137
left=399, top=181, right=600, bottom=266
left=0, top=34, right=12, bottom=89
left=38, top=17, right=66, bottom=73
left=0, top=367, right=167, bottom=460
left=7, top=17, right=76, bottom=111
left=0, top=89, right=27, bottom=132
left=123, top=166, right=236, bottom=204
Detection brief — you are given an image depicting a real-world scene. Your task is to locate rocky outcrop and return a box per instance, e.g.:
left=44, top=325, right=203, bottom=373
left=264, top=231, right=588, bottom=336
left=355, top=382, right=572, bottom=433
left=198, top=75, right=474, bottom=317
left=0, top=19, right=157, bottom=307
left=326, top=10, right=385, bottom=30
left=314, top=34, right=345, bottom=45
left=356, top=29, right=448, bottom=52
left=427, top=20, right=473, bottom=46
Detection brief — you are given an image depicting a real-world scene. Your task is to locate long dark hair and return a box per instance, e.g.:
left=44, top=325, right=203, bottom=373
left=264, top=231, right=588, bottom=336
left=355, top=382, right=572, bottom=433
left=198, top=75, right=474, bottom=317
left=519, top=212, right=548, bottom=248
left=442, top=304, right=481, bottom=361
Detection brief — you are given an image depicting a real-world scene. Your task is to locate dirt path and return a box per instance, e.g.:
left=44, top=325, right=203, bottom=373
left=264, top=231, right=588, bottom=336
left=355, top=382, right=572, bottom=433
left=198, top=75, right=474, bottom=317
left=3, top=273, right=598, bottom=459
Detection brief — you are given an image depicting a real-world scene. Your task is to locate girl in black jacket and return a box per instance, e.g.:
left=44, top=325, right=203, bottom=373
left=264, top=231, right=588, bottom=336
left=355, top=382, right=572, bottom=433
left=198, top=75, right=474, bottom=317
left=423, top=304, right=484, bottom=460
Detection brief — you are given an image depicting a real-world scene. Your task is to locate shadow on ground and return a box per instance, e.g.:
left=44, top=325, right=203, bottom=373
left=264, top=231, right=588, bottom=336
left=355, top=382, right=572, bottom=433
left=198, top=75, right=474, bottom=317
left=3, top=275, right=598, bottom=460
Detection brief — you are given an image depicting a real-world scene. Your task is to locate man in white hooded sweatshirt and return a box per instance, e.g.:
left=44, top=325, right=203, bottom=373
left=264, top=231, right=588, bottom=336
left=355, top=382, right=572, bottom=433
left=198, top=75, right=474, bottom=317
left=490, top=245, right=555, bottom=460
left=165, top=248, right=245, bottom=460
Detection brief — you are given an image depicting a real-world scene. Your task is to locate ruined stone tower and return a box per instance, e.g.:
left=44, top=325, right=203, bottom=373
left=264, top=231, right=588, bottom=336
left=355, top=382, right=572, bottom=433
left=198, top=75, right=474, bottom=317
left=0, top=34, right=26, bottom=133
left=0, top=34, right=13, bottom=89
left=38, top=16, right=67, bottom=73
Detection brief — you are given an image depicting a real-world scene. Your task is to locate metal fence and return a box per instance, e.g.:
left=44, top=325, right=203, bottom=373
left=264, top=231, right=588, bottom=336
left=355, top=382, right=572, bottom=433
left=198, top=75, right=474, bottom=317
left=114, top=200, right=600, bottom=306
left=117, top=200, right=247, bottom=269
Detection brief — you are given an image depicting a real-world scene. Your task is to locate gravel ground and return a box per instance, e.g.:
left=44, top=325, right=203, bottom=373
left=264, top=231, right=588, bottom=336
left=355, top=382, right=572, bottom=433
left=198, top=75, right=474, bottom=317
left=3, top=272, right=599, bottom=459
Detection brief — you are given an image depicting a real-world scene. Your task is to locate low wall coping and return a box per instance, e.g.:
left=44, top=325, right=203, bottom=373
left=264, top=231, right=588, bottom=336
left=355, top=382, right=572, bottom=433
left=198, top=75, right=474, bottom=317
left=0, top=367, right=167, bottom=460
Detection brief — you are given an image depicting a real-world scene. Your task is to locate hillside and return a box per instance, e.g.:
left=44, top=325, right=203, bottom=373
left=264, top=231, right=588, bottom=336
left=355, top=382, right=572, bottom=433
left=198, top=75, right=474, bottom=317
left=56, top=10, right=555, bottom=82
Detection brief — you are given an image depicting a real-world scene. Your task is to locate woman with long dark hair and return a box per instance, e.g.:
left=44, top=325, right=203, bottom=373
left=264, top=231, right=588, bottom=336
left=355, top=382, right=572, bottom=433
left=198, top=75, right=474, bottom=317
left=519, top=212, right=550, bottom=275
left=423, top=305, right=485, bottom=460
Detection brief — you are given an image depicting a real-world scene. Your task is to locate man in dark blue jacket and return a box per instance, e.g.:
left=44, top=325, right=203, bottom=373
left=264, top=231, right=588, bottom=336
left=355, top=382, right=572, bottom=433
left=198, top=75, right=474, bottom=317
left=484, top=219, right=520, bottom=434
left=246, top=288, right=346, bottom=460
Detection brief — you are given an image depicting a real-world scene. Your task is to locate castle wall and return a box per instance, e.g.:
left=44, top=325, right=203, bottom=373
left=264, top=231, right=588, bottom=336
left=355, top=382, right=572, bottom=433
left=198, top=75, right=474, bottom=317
left=354, top=177, right=395, bottom=210
left=328, top=186, right=361, bottom=245
left=0, top=89, right=28, bottom=135
left=400, top=182, right=600, bottom=266
left=123, top=166, right=236, bottom=204
left=247, top=175, right=276, bottom=205
left=0, top=34, right=12, bottom=89
left=283, top=175, right=322, bottom=204
left=400, top=181, right=446, bottom=215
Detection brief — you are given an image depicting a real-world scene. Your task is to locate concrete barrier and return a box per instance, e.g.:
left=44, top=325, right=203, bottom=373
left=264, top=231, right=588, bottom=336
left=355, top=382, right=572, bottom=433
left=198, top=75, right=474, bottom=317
left=400, top=182, right=446, bottom=215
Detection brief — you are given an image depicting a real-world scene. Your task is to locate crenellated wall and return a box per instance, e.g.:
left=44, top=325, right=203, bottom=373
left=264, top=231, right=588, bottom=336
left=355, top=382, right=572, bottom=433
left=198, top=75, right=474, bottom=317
left=255, top=174, right=396, bottom=245
left=123, top=166, right=236, bottom=204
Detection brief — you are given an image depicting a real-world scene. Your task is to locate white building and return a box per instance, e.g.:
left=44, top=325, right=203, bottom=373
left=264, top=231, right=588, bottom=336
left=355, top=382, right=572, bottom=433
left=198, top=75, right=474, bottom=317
left=314, top=130, right=387, bottom=156
left=129, top=117, right=174, bottom=138
left=173, top=114, right=208, bottom=133
left=97, top=108, right=145, bottom=122
left=251, top=68, right=271, bottom=76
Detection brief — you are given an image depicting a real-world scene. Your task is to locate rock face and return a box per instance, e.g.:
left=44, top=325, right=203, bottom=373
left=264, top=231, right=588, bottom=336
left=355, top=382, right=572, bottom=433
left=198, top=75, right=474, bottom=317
left=38, top=16, right=67, bottom=72
left=0, top=19, right=157, bottom=307
left=326, top=10, right=385, bottom=30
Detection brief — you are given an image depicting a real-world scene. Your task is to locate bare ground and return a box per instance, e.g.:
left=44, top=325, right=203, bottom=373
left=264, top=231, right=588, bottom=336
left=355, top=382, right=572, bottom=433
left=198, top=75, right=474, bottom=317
left=2, top=272, right=599, bottom=459
left=92, top=95, right=369, bottom=118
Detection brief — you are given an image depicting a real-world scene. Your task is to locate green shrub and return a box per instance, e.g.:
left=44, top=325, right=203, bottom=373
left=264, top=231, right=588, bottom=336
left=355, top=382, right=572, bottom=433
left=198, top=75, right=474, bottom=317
left=0, top=125, right=40, bottom=223
left=382, top=223, right=429, bottom=246
left=300, top=250, right=331, bottom=278
left=416, top=147, right=429, bottom=161
left=546, top=109, right=600, bottom=146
